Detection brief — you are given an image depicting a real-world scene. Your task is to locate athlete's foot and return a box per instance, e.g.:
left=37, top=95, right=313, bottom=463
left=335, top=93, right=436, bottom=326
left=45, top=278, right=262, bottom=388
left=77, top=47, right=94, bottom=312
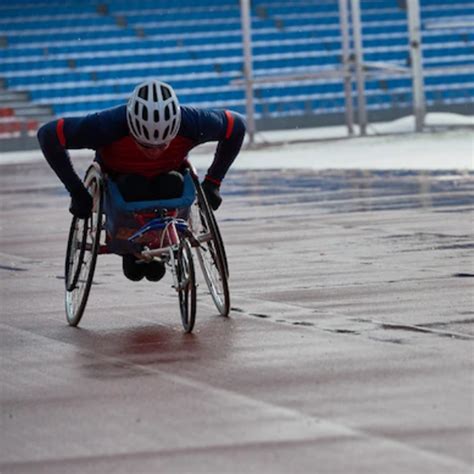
left=122, top=254, right=145, bottom=281
left=144, top=261, right=166, bottom=282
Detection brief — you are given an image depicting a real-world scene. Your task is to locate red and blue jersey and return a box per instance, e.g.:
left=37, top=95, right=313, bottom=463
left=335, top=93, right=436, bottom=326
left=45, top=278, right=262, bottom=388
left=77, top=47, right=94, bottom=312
left=38, top=104, right=245, bottom=195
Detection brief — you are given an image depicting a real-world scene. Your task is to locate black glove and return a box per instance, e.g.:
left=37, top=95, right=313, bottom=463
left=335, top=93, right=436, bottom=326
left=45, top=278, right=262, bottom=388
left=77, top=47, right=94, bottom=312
left=201, top=179, right=222, bottom=211
left=69, top=185, right=93, bottom=219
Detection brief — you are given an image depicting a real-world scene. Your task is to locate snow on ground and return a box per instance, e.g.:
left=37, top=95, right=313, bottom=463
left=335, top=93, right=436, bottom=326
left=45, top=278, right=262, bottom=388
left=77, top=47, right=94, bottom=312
left=1, top=113, right=472, bottom=170
left=223, top=128, right=473, bottom=170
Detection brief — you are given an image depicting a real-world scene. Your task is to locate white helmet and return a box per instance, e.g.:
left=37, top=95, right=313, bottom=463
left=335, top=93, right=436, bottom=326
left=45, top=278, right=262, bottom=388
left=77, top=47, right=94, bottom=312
left=126, top=79, right=181, bottom=146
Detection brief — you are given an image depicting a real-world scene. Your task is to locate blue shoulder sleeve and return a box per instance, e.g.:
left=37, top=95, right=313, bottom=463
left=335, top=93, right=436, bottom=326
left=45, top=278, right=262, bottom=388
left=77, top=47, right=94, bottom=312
left=62, top=105, right=128, bottom=149
left=37, top=105, right=128, bottom=195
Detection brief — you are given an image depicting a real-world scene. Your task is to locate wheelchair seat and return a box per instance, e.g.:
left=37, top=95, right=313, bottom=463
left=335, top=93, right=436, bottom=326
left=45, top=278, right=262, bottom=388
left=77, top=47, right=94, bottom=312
left=103, top=170, right=196, bottom=254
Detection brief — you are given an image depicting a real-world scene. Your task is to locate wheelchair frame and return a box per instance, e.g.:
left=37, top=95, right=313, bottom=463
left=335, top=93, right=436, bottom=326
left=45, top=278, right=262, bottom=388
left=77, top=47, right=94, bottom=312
left=64, top=161, right=230, bottom=333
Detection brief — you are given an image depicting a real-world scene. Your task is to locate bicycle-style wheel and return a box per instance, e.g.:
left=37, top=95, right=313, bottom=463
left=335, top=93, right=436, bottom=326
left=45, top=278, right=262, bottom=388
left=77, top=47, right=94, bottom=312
left=176, top=239, right=197, bottom=333
left=190, top=177, right=230, bottom=317
left=65, top=165, right=104, bottom=326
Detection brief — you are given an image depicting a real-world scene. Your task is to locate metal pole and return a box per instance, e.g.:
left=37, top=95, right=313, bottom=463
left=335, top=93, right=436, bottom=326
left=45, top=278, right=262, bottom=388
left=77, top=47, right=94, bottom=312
left=239, top=0, right=256, bottom=146
left=338, top=0, right=354, bottom=136
left=407, top=0, right=425, bottom=132
left=350, top=0, right=367, bottom=136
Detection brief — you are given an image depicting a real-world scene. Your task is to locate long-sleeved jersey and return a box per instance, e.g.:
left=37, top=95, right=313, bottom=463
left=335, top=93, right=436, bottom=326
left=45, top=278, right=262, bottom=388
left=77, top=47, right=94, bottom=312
left=37, top=104, right=246, bottom=197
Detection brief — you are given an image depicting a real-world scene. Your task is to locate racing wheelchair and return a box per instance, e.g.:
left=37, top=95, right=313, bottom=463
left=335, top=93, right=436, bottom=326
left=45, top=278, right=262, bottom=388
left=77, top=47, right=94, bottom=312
left=64, top=161, right=230, bottom=333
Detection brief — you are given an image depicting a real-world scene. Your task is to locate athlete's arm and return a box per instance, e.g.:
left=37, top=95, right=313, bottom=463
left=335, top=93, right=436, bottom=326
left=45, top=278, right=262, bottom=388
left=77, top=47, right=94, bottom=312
left=179, top=106, right=246, bottom=210
left=180, top=106, right=246, bottom=184
left=37, top=106, right=128, bottom=216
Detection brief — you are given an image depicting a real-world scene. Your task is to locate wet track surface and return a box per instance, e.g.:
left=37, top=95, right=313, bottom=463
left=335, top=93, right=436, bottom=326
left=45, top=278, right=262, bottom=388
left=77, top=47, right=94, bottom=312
left=1, top=158, right=473, bottom=473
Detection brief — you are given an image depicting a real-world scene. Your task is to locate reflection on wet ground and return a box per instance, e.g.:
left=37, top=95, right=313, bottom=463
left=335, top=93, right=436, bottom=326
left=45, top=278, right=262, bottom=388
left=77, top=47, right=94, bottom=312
left=2, top=162, right=473, bottom=210
left=224, top=169, right=474, bottom=213
left=30, top=318, right=237, bottom=380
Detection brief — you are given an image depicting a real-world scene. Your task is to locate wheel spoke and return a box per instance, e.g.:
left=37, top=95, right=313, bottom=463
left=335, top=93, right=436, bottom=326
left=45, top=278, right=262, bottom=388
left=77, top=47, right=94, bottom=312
left=64, top=166, right=103, bottom=326
left=189, top=185, right=230, bottom=317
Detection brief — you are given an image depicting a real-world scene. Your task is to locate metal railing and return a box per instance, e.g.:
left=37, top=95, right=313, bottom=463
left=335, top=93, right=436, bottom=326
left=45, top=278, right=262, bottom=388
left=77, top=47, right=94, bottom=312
left=238, top=0, right=429, bottom=145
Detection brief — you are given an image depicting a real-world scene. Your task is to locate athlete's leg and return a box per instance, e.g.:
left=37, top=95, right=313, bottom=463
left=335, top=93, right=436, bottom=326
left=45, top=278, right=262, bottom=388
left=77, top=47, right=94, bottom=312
left=116, top=173, right=184, bottom=282
left=115, top=174, right=152, bottom=202
left=150, top=171, right=184, bottom=199
left=143, top=172, right=184, bottom=281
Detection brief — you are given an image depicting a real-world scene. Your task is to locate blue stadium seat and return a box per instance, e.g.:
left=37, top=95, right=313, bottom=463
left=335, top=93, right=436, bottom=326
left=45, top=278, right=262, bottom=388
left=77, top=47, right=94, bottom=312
left=0, top=0, right=472, bottom=121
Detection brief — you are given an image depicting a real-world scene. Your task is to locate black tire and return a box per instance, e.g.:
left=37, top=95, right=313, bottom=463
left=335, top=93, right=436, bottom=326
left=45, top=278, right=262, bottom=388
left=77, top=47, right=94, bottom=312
left=190, top=176, right=230, bottom=317
left=65, top=216, right=87, bottom=293
left=64, top=165, right=104, bottom=326
left=207, top=201, right=229, bottom=279
left=177, top=239, right=197, bottom=333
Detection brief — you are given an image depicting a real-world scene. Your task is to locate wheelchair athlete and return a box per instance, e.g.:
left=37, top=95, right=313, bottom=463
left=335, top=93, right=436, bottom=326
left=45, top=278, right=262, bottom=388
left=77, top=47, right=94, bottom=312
left=38, top=79, right=246, bottom=282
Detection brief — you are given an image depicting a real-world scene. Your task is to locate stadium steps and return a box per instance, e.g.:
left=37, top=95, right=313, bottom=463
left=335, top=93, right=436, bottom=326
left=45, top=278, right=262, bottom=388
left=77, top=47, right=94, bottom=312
left=0, top=89, right=51, bottom=118
left=0, top=87, right=53, bottom=151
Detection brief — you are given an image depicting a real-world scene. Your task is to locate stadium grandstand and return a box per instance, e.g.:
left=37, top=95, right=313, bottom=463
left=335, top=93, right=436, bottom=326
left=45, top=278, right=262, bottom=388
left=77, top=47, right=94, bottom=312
left=0, top=0, right=473, bottom=151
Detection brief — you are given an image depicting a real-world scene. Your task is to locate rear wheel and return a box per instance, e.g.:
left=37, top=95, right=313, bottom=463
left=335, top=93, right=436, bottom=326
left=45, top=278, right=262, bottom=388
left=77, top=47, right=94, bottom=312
left=65, top=165, right=104, bottom=326
left=190, top=178, right=230, bottom=317
left=177, top=239, right=197, bottom=333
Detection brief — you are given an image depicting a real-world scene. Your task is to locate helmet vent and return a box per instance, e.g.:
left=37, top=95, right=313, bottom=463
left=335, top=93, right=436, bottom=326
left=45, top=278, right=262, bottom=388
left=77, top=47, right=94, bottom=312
left=135, top=119, right=141, bottom=135
left=161, top=85, right=171, bottom=100
left=152, top=83, right=158, bottom=102
left=154, top=130, right=159, bottom=139
left=138, top=86, right=148, bottom=100
left=162, top=125, right=170, bottom=141
left=142, top=106, right=148, bottom=121
left=134, top=102, right=139, bottom=115
left=142, top=126, right=149, bottom=140
left=172, top=101, right=177, bottom=115
left=164, top=104, right=170, bottom=121
left=154, top=110, right=159, bottom=122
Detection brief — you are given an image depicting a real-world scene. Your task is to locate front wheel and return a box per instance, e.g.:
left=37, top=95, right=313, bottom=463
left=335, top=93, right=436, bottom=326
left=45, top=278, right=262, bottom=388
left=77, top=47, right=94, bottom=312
left=177, top=239, right=197, bottom=333
left=64, top=165, right=104, bottom=326
left=190, top=178, right=230, bottom=317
